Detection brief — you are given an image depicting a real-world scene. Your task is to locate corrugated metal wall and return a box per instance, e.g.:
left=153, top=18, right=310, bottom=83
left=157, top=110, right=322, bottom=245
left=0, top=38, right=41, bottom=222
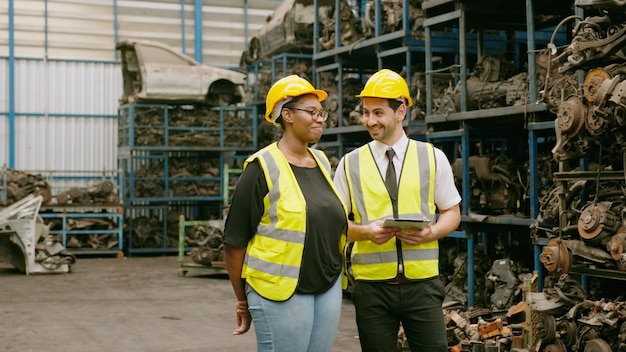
left=0, top=0, right=280, bottom=174
left=0, top=0, right=281, bottom=66
left=1, top=58, right=120, bottom=171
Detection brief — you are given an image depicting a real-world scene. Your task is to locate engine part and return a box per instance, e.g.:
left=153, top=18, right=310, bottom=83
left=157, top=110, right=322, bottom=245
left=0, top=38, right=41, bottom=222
left=552, top=13, right=626, bottom=73
left=0, top=195, right=74, bottom=274
left=485, top=258, right=521, bottom=310
left=583, top=68, right=612, bottom=104
left=556, top=319, right=578, bottom=347
left=536, top=313, right=557, bottom=343
left=542, top=339, right=568, bottom=352
left=583, top=338, right=612, bottom=352
left=540, top=239, right=572, bottom=276
left=607, top=232, right=626, bottom=270
left=577, top=202, right=620, bottom=243
left=552, top=95, right=587, bottom=162
left=452, top=155, right=522, bottom=215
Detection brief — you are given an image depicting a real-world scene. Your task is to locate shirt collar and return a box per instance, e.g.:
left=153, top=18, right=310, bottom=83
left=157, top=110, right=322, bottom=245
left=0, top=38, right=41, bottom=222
left=371, top=134, right=409, bottom=160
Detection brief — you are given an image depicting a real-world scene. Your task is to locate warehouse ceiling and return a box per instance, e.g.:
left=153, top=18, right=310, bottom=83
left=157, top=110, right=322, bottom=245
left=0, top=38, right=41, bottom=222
left=0, top=0, right=282, bottom=67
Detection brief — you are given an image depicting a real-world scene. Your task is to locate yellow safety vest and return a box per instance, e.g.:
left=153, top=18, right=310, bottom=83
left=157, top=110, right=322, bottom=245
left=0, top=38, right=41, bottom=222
left=345, top=140, right=439, bottom=281
left=242, top=142, right=347, bottom=301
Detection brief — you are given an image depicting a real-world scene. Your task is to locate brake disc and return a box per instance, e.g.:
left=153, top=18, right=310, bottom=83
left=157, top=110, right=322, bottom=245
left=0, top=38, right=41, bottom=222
left=583, top=68, right=611, bottom=105
left=540, top=239, right=572, bottom=276
left=583, top=338, right=612, bottom=352
left=537, top=313, right=558, bottom=343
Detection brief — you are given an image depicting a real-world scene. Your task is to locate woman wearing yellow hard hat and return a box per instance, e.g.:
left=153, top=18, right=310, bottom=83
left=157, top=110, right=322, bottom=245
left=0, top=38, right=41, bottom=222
left=223, top=75, right=348, bottom=352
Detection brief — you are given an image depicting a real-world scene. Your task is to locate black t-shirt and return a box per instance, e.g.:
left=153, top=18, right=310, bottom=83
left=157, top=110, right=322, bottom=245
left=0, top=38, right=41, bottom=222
left=223, top=160, right=346, bottom=294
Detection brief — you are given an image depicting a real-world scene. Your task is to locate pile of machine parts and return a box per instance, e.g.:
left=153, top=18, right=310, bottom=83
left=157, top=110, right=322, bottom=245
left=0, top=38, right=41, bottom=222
left=452, top=154, right=526, bottom=216
left=402, top=273, right=626, bottom=351
left=0, top=195, right=75, bottom=274
left=1, top=168, right=52, bottom=206
left=128, top=215, right=173, bottom=250
left=434, top=55, right=532, bottom=115
left=182, top=220, right=225, bottom=266
left=242, top=58, right=312, bottom=104
left=53, top=180, right=119, bottom=206
left=535, top=0, right=626, bottom=276
left=45, top=214, right=119, bottom=251
left=527, top=274, right=626, bottom=351
left=318, top=0, right=424, bottom=51
left=128, top=157, right=221, bottom=199
left=131, top=105, right=253, bottom=148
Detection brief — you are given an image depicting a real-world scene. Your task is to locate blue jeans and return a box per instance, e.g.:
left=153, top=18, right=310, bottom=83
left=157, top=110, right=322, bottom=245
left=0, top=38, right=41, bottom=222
left=245, top=278, right=342, bottom=352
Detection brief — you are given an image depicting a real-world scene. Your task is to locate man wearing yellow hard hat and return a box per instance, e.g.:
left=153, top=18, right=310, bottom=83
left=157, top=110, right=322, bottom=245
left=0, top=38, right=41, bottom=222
left=333, top=69, right=461, bottom=351
left=224, top=75, right=348, bottom=352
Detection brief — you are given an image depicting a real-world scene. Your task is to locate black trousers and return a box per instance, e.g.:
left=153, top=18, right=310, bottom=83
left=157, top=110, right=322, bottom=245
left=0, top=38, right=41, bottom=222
left=351, top=277, right=448, bottom=352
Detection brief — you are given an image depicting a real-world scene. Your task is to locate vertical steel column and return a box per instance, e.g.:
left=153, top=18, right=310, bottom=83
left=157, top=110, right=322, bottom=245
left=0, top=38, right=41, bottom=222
left=243, top=0, right=249, bottom=51
left=335, top=0, right=341, bottom=49
left=194, top=0, right=203, bottom=63
left=526, top=0, right=537, bottom=103
left=114, top=0, right=119, bottom=61
left=459, top=7, right=467, bottom=112
left=44, top=0, right=48, bottom=55
left=181, top=0, right=186, bottom=53
left=462, top=125, right=473, bottom=307
left=8, top=0, right=15, bottom=168
left=425, top=25, right=433, bottom=116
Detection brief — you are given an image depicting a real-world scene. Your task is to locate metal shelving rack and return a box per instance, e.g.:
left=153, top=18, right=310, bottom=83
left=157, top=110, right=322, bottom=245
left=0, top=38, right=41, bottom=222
left=422, top=0, right=573, bottom=306
left=118, top=103, right=258, bottom=254
left=40, top=211, right=124, bottom=256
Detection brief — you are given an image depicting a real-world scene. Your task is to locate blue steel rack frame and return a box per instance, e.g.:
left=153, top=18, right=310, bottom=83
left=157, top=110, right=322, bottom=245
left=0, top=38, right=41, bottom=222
left=423, top=0, right=573, bottom=306
left=40, top=211, right=124, bottom=256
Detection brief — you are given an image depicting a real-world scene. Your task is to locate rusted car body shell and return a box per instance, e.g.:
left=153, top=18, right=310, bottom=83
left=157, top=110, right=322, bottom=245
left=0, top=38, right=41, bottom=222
left=116, top=39, right=246, bottom=105
left=244, top=0, right=335, bottom=63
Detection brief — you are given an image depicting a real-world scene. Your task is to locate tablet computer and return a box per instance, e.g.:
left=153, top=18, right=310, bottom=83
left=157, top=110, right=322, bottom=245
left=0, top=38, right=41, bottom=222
left=382, top=218, right=430, bottom=230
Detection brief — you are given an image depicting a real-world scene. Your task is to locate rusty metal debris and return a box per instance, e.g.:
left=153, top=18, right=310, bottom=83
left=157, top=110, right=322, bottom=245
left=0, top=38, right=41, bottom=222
left=54, top=180, right=119, bottom=205
left=184, top=220, right=224, bottom=266
left=1, top=168, right=52, bottom=206
left=434, top=55, right=531, bottom=114
left=128, top=106, right=253, bottom=148
left=0, top=195, right=75, bottom=274
left=129, top=157, right=221, bottom=199
left=45, top=216, right=119, bottom=251
left=452, top=155, right=523, bottom=215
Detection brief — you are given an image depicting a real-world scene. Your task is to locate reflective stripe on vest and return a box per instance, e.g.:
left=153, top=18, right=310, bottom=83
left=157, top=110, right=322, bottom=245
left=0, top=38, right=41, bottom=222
left=346, top=140, right=439, bottom=280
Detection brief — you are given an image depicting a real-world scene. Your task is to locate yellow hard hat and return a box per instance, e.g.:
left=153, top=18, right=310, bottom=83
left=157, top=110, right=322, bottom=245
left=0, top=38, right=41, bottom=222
left=356, top=69, right=413, bottom=107
left=265, top=75, right=328, bottom=123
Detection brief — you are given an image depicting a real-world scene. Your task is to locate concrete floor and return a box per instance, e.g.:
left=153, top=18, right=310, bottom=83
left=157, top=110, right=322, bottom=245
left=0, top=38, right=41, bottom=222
left=0, top=256, right=362, bottom=352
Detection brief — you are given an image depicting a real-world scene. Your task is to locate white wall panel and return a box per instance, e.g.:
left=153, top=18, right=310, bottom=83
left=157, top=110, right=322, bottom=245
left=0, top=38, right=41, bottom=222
left=1, top=0, right=281, bottom=67
left=0, top=115, right=6, bottom=167
left=14, top=59, right=121, bottom=115
left=14, top=114, right=117, bottom=171
left=1, top=0, right=282, bottom=172
left=0, top=59, right=6, bottom=111
left=3, top=58, right=120, bottom=172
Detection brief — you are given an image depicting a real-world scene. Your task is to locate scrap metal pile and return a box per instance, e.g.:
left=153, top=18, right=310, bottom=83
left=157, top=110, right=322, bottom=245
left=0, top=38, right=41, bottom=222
left=318, top=0, right=425, bottom=51
left=183, top=220, right=224, bottom=266
left=535, top=0, right=626, bottom=277
left=129, top=157, right=221, bottom=198
left=1, top=168, right=52, bottom=206
left=129, top=210, right=223, bottom=251
left=435, top=55, right=532, bottom=115
left=129, top=105, right=253, bottom=148
left=0, top=195, right=75, bottom=274
left=2, top=169, right=121, bottom=252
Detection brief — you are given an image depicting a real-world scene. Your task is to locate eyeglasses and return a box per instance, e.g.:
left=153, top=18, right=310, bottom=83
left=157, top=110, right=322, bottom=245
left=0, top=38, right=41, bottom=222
left=286, top=107, right=329, bottom=122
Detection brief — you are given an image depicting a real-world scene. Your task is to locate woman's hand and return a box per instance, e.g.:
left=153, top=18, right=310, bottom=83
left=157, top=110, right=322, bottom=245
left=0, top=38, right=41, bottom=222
left=233, top=300, right=252, bottom=335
